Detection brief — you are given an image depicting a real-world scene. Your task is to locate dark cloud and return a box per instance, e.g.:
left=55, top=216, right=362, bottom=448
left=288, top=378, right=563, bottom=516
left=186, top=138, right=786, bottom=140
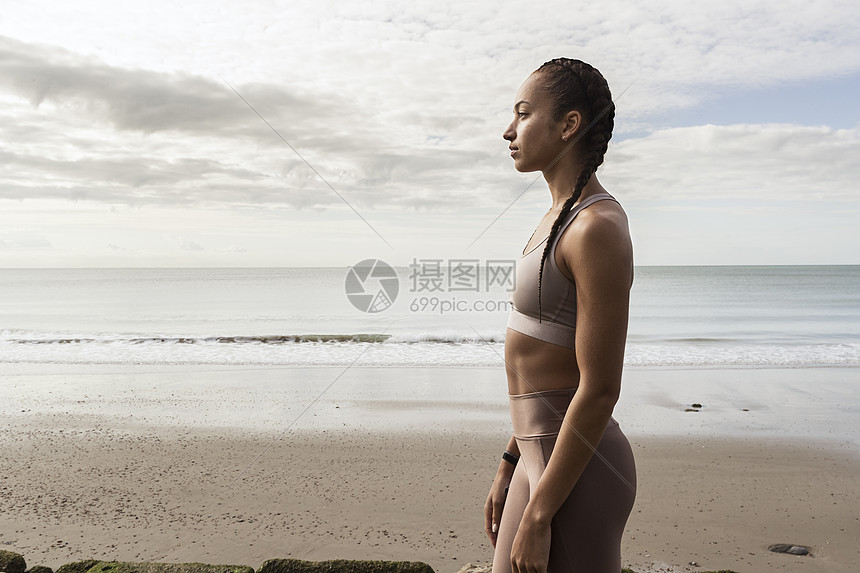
left=0, top=35, right=339, bottom=138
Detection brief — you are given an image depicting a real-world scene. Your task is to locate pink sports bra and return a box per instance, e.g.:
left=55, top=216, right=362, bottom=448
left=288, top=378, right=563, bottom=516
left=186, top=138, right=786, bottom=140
left=506, top=193, right=618, bottom=348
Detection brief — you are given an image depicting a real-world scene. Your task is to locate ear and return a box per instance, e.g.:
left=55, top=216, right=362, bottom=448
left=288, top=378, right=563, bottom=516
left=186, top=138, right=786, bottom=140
left=561, top=110, right=583, bottom=141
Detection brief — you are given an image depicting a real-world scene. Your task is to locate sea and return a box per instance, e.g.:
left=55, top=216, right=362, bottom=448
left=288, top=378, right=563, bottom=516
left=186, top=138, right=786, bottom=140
left=0, top=265, right=858, bottom=368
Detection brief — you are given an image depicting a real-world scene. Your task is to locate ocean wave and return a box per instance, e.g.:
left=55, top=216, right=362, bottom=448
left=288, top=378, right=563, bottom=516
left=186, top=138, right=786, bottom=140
left=1, top=332, right=393, bottom=344
left=0, top=334, right=858, bottom=368
left=0, top=330, right=507, bottom=345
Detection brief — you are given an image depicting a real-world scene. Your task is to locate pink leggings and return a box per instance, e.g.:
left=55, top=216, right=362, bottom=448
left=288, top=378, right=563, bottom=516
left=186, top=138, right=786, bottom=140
left=492, top=388, right=637, bottom=573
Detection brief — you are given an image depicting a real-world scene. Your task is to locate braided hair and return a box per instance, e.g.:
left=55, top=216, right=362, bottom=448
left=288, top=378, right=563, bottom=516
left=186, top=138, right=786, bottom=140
left=533, top=58, right=615, bottom=324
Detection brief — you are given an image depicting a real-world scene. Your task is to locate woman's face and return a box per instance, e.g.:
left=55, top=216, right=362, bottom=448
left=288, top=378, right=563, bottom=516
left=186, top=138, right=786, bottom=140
left=503, top=72, right=567, bottom=173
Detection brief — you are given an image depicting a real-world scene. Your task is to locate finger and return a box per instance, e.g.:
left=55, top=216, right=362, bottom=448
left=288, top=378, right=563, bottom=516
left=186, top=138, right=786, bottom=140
left=486, top=527, right=496, bottom=544
left=488, top=514, right=498, bottom=543
left=484, top=514, right=495, bottom=540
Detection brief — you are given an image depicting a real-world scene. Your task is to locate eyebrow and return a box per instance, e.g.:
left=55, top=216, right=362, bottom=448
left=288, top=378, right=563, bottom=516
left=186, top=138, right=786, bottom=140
left=513, top=99, right=529, bottom=110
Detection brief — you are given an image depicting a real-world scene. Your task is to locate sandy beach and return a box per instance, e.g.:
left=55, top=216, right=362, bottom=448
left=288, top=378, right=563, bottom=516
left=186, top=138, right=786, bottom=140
left=1, top=364, right=858, bottom=573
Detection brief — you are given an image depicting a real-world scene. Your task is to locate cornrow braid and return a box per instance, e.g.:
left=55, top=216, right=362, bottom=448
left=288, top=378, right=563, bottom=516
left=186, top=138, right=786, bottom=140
left=533, top=58, right=615, bottom=324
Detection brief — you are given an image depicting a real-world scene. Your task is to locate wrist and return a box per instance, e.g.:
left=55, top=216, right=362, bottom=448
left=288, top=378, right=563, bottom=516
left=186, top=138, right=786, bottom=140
left=497, top=447, right=519, bottom=475
left=522, top=500, right=554, bottom=527
left=496, top=461, right=515, bottom=477
left=502, top=449, right=520, bottom=466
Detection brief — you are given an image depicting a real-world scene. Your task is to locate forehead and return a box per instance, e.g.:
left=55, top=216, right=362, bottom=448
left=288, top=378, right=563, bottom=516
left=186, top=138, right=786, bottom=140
left=514, top=72, right=546, bottom=107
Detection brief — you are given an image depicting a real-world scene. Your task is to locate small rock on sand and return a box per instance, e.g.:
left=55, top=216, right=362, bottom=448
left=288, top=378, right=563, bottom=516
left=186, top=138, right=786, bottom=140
left=768, top=543, right=812, bottom=556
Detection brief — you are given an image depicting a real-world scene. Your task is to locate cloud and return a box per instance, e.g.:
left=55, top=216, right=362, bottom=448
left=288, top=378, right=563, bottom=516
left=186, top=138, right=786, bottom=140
left=0, top=148, right=263, bottom=189
left=1, top=1, right=859, bottom=225
left=601, top=123, right=860, bottom=201
left=0, top=232, right=53, bottom=248
left=0, top=34, right=509, bottom=210
left=180, top=240, right=204, bottom=251
left=0, top=35, right=344, bottom=139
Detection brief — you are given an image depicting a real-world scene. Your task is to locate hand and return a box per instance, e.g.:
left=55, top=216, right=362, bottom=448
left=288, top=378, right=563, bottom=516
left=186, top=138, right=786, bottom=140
left=510, top=510, right=551, bottom=573
left=484, top=471, right=511, bottom=548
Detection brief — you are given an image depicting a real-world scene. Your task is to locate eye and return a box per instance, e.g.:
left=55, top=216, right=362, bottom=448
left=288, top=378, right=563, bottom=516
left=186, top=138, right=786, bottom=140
left=517, top=112, right=527, bottom=117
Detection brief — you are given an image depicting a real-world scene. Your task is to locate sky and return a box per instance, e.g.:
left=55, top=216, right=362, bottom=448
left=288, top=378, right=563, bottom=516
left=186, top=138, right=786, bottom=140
left=1, top=0, right=858, bottom=268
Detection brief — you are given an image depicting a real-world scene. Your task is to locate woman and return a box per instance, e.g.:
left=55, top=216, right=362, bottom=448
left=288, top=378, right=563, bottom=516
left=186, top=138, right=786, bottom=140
left=485, top=58, right=637, bottom=573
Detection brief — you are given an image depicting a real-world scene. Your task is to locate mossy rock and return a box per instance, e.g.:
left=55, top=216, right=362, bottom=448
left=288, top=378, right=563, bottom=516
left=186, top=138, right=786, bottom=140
left=258, top=559, right=434, bottom=573
left=26, top=567, right=54, bottom=573
left=56, top=562, right=252, bottom=573
left=0, top=551, right=26, bottom=573
left=56, top=561, right=100, bottom=573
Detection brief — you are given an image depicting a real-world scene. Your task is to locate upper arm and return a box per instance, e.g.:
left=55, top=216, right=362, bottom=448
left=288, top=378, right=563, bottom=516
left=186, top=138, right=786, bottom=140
left=559, top=203, right=633, bottom=399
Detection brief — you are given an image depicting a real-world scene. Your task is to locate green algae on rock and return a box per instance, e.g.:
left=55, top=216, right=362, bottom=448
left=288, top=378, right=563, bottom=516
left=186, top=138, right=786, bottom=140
left=0, top=550, right=27, bottom=573
left=56, top=562, right=252, bottom=573
left=54, top=560, right=100, bottom=573
left=257, top=558, right=434, bottom=573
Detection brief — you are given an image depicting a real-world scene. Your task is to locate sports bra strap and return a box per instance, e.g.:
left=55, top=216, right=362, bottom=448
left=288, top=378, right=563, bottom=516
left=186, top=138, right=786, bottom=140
left=549, top=193, right=617, bottom=257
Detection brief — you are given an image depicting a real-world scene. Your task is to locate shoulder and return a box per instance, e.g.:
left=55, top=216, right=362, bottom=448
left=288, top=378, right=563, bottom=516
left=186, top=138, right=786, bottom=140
left=557, top=196, right=633, bottom=286
left=569, top=198, right=630, bottom=250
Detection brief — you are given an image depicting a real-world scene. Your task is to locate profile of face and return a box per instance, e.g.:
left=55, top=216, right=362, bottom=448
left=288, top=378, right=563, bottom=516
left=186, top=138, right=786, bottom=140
left=503, top=72, right=582, bottom=173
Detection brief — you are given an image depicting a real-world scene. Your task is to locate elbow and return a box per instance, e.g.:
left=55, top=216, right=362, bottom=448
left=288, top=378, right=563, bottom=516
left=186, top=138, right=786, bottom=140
left=594, top=388, right=620, bottom=416
left=578, top=380, right=621, bottom=415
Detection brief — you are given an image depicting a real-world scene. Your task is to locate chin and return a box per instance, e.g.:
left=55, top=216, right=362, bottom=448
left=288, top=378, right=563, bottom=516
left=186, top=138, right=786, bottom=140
left=513, top=160, right=537, bottom=173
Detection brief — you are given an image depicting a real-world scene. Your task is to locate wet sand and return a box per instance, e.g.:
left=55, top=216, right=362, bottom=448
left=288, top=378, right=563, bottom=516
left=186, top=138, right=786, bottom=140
left=1, top=364, right=858, bottom=572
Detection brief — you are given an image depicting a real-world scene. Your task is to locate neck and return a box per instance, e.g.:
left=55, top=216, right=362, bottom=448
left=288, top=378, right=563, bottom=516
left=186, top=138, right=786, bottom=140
left=543, top=151, right=590, bottom=208
left=545, top=171, right=605, bottom=210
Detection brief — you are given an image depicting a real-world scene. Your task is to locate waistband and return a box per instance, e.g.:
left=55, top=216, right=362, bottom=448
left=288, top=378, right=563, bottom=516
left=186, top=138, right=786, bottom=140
left=508, top=387, right=618, bottom=439
left=509, top=388, right=576, bottom=439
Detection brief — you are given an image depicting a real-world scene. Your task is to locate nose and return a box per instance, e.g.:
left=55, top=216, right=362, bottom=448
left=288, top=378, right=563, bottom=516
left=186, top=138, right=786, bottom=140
left=503, top=121, right=515, bottom=142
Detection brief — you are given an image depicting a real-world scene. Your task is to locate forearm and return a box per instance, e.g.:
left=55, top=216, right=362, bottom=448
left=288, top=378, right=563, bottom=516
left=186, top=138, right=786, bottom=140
left=495, top=433, right=520, bottom=477
left=524, top=388, right=617, bottom=523
left=506, top=432, right=520, bottom=457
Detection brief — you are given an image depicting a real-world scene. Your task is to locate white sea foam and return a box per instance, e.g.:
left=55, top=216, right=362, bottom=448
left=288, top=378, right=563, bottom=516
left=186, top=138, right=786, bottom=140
left=1, top=330, right=858, bottom=367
